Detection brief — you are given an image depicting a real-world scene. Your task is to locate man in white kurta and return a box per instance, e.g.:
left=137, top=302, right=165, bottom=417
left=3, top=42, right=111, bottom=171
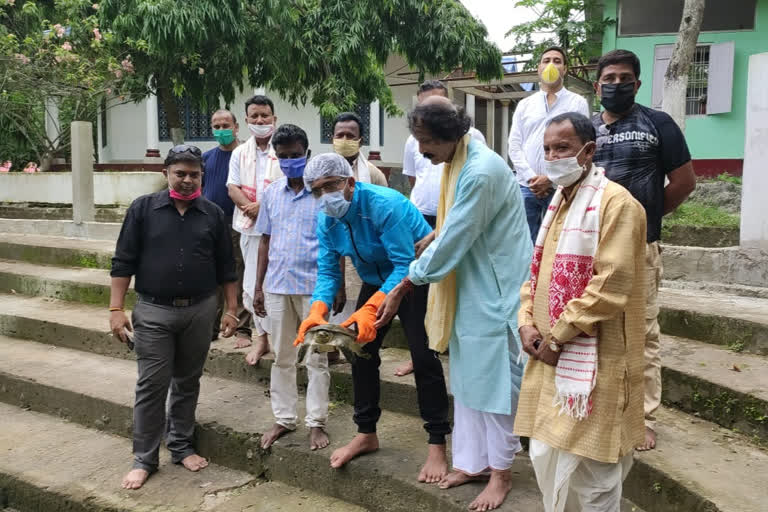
left=378, top=96, right=532, bottom=512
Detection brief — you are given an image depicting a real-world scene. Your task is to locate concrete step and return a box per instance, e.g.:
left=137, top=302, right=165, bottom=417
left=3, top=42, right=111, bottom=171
left=0, top=204, right=126, bottom=223
left=658, top=287, right=768, bottom=355
left=0, top=335, right=734, bottom=512
left=661, top=244, right=768, bottom=289
left=0, top=233, right=114, bottom=270
left=0, top=402, right=364, bottom=512
left=0, top=335, right=545, bottom=512
left=1, top=292, right=765, bottom=446
left=0, top=218, right=121, bottom=240
left=662, top=279, right=768, bottom=300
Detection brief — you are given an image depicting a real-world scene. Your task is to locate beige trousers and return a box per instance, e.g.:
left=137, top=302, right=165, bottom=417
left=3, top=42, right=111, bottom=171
left=644, top=242, right=663, bottom=430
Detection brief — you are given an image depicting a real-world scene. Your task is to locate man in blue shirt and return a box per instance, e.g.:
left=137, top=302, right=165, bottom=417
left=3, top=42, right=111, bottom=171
left=294, top=153, right=450, bottom=483
left=202, top=109, right=252, bottom=345
left=248, top=124, right=331, bottom=452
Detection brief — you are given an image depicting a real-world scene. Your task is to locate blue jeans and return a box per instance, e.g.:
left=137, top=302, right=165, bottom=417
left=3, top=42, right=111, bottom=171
left=520, top=185, right=554, bottom=243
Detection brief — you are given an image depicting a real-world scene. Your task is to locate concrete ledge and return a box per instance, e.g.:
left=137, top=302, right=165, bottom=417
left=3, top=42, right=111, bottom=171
left=662, top=226, right=739, bottom=248
left=658, top=307, right=768, bottom=355
left=0, top=219, right=121, bottom=240
left=0, top=240, right=112, bottom=270
left=662, top=245, right=768, bottom=289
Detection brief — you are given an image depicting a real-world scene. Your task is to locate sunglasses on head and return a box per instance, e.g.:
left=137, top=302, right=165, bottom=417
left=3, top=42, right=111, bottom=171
left=168, top=145, right=202, bottom=156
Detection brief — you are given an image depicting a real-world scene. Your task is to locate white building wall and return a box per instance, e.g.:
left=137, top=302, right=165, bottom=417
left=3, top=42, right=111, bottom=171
left=101, top=85, right=419, bottom=165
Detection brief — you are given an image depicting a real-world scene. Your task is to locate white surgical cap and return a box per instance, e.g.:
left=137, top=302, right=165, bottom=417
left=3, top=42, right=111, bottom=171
left=303, top=153, right=353, bottom=190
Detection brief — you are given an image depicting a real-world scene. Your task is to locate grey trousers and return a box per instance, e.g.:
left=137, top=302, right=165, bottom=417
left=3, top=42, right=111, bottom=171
left=131, top=294, right=217, bottom=472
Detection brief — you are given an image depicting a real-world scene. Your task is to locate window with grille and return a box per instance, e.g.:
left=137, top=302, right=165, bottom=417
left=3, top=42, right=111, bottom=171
left=158, top=96, right=215, bottom=141
left=320, top=103, right=384, bottom=146
left=686, top=46, right=710, bottom=116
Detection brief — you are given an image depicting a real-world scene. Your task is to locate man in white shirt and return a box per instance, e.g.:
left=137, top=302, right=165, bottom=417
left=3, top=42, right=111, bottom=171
left=398, top=80, right=486, bottom=378
left=226, top=95, right=283, bottom=360
left=507, top=47, right=590, bottom=242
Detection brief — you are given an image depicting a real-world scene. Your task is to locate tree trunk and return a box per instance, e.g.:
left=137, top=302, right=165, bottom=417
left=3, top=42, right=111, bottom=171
left=661, top=0, right=705, bottom=131
left=157, top=82, right=186, bottom=146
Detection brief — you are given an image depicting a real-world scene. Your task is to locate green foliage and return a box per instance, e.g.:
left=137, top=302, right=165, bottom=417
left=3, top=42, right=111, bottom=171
left=662, top=201, right=740, bottom=229
left=706, top=172, right=743, bottom=185
left=505, top=0, right=614, bottom=79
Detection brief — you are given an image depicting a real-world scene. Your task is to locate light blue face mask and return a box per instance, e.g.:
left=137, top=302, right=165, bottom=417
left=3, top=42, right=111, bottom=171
left=319, top=190, right=351, bottom=218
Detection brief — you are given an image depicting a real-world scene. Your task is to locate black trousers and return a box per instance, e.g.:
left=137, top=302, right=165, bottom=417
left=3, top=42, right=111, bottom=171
left=352, top=282, right=451, bottom=444
left=422, top=214, right=437, bottom=229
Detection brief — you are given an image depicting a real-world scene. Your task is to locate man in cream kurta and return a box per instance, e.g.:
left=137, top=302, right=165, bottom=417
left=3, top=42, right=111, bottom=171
left=514, top=112, right=646, bottom=512
left=378, top=96, right=532, bottom=512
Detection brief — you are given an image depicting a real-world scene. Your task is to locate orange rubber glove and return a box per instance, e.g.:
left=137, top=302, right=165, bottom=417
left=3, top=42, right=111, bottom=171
left=293, top=301, right=329, bottom=346
left=340, top=291, right=387, bottom=343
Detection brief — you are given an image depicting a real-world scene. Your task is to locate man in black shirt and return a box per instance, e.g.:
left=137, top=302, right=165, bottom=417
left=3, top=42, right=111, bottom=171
left=109, top=145, right=239, bottom=489
left=591, top=49, right=696, bottom=452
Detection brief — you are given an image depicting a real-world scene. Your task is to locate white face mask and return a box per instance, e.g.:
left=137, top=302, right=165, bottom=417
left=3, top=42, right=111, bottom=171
left=248, top=123, right=274, bottom=138
left=319, top=190, right=351, bottom=218
left=543, top=143, right=592, bottom=188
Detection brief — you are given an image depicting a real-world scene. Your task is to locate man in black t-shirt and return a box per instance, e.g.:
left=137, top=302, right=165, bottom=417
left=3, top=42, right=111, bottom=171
left=591, top=49, right=696, bottom=452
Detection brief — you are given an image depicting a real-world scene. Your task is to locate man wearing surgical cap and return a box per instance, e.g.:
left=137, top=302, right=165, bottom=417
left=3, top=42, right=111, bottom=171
left=296, top=153, right=450, bottom=481
left=507, top=47, right=590, bottom=242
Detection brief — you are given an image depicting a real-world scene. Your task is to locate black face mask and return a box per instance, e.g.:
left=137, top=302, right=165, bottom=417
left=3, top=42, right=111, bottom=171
left=600, top=82, right=636, bottom=113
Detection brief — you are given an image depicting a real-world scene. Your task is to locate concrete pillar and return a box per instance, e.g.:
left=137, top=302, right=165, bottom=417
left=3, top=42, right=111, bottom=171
left=465, top=93, right=476, bottom=122
left=144, top=94, right=161, bottom=159
left=253, top=86, right=266, bottom=95
left=740, top=52, right=768, bottom=249
left=411, top=95, right=418, bottom=110
left=45, top=98, right=61, bottom=149
left=486, top=99, right=496, bottom=152
left=368, top=100, right=381, bottom=160
left=71, top=121, right=95, bottom=224
left=500, top=99, right=511, bottom=163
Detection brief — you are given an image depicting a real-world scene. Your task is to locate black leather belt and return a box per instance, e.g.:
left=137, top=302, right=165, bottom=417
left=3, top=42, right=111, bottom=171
left=137, top=292, right=214, bottom=307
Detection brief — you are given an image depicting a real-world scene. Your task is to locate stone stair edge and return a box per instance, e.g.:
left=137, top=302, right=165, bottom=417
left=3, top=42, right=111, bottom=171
left=0, top=336, right=751, bottom=512
left=0, top=290, right=766, bottom=443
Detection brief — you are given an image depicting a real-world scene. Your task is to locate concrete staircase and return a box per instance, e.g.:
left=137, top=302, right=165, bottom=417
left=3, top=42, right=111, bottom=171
left=0, top=233, right=767, bottom=511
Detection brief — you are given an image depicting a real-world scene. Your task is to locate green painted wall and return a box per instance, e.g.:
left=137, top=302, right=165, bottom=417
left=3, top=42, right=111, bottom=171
left=601, top=0, right=768, bottom=160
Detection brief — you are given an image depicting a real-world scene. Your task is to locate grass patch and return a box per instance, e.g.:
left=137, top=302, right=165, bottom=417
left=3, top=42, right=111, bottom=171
left=663, top=201, right=740, bottom=229
left=703, top=172, right=742, bottom=185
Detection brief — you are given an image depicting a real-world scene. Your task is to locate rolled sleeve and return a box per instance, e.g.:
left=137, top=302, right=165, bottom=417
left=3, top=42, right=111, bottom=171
left=226, top=145, right=242, bottom=187
left=254, top=189, right=272, bottom=235
left=402, top=137, right=417, bottom=178
left=111, top=204, right=142, bottom=277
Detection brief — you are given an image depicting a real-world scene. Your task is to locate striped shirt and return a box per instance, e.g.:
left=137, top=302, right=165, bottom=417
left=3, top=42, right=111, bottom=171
left=254, top=177, right=320, bottom=295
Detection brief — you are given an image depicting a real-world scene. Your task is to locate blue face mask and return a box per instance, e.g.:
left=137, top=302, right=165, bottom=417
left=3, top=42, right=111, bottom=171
left=279, top=156, right=307, bottom=178
left=319, top=190, right=351, bottom=218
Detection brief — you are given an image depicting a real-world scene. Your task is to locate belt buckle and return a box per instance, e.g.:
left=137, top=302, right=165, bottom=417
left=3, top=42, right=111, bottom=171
left=172, top=298, right=191, bottom=307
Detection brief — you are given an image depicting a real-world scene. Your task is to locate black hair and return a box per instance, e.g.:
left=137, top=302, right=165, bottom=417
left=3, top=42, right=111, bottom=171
left=540, top=46, right=568, bottom=66
left=408, top=102, right=471, bottom=142
left=272, top=123, right=309, bottom=151
left=244, top=95, right=275, bottom=115
left=546, top=112, right=596, bottom=144
left=164, top=146, right=205, bottom=172
left=417, top=80, right=448, bottom=97
left=596, top=49, right=641, bottom=81
left=211, top=109, right=237, bottom=124
left=332, top=112, right=363, bottom=136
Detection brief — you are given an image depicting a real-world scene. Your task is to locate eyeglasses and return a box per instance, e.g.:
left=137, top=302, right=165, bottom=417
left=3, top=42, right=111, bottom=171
left=310, top=178, right=346, bottom=198
left=168, top=145, right=202, bottom=156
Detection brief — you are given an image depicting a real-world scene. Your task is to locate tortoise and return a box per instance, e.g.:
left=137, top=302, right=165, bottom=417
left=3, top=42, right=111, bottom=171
left=297, top=324, right=371, bottom=364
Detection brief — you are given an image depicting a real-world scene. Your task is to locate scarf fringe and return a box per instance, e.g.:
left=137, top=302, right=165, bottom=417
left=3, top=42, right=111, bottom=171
left=553, top=392, right=593, bottom=420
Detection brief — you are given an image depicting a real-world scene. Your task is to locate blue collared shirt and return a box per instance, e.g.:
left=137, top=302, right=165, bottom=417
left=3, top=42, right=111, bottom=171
left=312, top=182, right=431, bottom=308
left=254, top=177, right=320, bottom=295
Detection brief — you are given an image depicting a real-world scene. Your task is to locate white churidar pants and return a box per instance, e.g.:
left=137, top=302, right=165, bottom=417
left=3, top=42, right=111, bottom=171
left=241, top=233, right=269, bottom=336
left=452, top=398, right=522, bottom=475
left=529, top=439, right=633, bottom=512
left=266, top=293, right=329, bottom=429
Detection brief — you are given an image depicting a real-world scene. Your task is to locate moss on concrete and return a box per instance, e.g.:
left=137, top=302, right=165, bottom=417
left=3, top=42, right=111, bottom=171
left=623, top=460, right=720, bottom=512
left=0, top=243, right=112, bottom=270
left=659, top=307, right=768, bottom=356
left=0, top=273, right=134, bottom=308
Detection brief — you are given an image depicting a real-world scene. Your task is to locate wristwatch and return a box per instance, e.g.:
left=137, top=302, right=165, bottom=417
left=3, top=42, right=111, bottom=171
left=548, top=339, right=561, bottom=353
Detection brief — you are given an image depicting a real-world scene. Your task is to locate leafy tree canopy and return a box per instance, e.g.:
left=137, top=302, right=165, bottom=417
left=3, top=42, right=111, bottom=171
left=505, top=0, right=614, bottom=78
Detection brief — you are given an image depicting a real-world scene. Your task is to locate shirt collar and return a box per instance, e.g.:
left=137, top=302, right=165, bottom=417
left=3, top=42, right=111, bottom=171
left=283, top=179, right=311, bottom=200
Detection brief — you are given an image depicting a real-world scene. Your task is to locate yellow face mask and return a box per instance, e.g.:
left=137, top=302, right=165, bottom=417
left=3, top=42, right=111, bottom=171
left=333, top=138, right=361, bottom=158
left=540, top=62, right=561, bottom=84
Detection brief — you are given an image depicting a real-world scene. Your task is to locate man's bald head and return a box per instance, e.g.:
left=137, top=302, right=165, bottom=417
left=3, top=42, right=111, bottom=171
left=408, top=95, right=471, bottom=164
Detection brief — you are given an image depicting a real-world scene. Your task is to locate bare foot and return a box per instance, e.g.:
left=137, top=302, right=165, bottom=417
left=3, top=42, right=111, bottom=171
left=121, top=468, right=150, bottom=490
left=468, top=469, right=513, bottom=511
left=418, top=443, right=449, bottom=483
left=261, top=423, right=292, bottom=449
left=330, top=433, right=379, bottom=468
left=394, top=360, right=414, bottom=377
left=180, top=454, right=208, bottom=472
left=310, top=427, right=330, bottom=450
left=636, top=426, right=656, bottom=451
left=244, top=335, right=270, bottom=364
left=234, top=334, right=253, bottom=349
left=438, top=470, right=488, bottom=490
